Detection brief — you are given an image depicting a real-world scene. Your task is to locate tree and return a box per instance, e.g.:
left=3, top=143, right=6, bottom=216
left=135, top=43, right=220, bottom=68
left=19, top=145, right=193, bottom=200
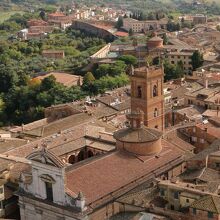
left=175, top=61, right=184, bottom=78
left=95, top=64, right=110, bottom=78
left=191, top=51, right=204, bottom=70
left=0, top=65, right=19, bottom=93
left=40, top=75, right=56, bottom=91
left=119, top=55, right=138, bottom=66
left=138, top=12, right=146, bottom=21
left=129, top=28, right=134, bottom=36
left=83, top=72, right=95, bottom=85
left=162, top=33, right=169, bottom=45
left=163, top=60, right=185, bottom=81
left=116, top=16, right=123, bottom=29
left=39, top=11, right=46, bottom=20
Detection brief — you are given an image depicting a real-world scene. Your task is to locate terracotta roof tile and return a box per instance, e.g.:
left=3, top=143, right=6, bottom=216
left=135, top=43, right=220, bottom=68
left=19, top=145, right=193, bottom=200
left=191, top=195, right=220, bottom=213
left=66, top=140, right=182, bottom=205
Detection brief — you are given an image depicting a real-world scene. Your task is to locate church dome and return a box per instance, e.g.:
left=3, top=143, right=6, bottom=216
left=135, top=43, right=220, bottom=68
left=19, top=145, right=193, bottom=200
left=113, top=112, right=163, bottom=156
left=147, top=34, right=163, bottom=49
left=113, top=126, right=162, bottom=143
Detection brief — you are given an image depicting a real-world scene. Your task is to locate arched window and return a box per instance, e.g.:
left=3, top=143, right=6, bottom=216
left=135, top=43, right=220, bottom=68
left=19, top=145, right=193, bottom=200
left=78, top=150, right=85, bottom=161
left=154, top=108, right=158, bottom=117
left=137, top=86, right=142, bottom=98
left=153, top=85, right=158, bottom=97
left=87, top=150, right=94, bottom=158
left=68, top=155, right=76, bottom=164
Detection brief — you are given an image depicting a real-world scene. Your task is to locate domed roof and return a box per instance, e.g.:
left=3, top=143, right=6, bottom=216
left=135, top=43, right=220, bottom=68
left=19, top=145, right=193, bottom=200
left=113, top=126, right=162, bottom=143
left=148, top=36, right=163, bottom=42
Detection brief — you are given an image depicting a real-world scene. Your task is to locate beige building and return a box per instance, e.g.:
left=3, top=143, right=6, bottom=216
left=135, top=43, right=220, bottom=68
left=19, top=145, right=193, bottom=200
left=184, top=87, right=220, bottom=110
left=123, top=18, right=167, bottom=33
left=193, top=14, right=207, bottom=25
left=163, top=51, right=194, bottom=74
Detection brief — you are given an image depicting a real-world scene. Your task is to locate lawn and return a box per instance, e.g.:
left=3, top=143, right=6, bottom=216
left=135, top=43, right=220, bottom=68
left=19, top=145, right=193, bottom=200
left=0, top=11, right=24, bottom=23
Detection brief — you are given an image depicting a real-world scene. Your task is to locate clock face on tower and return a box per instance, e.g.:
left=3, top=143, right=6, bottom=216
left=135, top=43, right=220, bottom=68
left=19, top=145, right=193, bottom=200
left=130, top=65, right=164, bottom=131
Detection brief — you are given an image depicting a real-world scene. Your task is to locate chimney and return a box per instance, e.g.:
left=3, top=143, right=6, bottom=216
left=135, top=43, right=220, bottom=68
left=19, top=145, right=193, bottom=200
left=204, top=78, right=208, bottom=89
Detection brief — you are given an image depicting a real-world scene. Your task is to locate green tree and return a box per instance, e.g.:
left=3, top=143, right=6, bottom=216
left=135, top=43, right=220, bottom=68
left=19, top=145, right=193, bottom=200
left=191, top=51, right=204, bottom=70
left=116, top=16, right=123, bottom=29
left=95, top=64, right=110, bottom=78
left=163, top=60, right=177, bottom=81
left=83, top=72, right=95, bottom=85
left=0, top=65, right=19, bottom=93
left=39, top=11, right=46, bottom=20
left=40, top=75, right=56, bottom=91
left=175, top=61, right=184, bottom=78
left=162, top=33, right=169, bottom=45
left=129, top=28, right=134, bottom=36
left=119, top=55, right=138, bottom=66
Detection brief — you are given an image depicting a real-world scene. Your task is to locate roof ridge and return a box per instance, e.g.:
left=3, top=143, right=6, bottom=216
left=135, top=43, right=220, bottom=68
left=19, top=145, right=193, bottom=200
left=198, top=167, right=207, bottom=179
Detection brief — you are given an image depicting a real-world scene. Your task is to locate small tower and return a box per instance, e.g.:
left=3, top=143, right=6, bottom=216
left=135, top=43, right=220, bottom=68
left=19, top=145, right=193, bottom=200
left=130, top=65, right=165, bottom=131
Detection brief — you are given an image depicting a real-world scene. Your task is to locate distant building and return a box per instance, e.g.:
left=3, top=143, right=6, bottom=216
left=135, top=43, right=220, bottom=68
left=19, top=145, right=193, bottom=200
left=193, top=14, right=207, bottom=25
left=27, top=19, right=48, bottom=27
left=90, top=34, right=198, bottom=73
left=48, top=12, right=73, bottom=30
left=164, top=51, right=194, bottom=73
left=33, top=71, right=82, bottom=87
left=122, top=18, right=167, bottom=33
left=184, top=86, right=220, bottom=110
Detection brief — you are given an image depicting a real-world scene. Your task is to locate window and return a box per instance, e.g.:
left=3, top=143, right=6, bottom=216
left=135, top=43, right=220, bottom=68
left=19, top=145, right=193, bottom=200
left=192, top=137, right=197, bottom=142
left=137, top=86, right=142, bottom=98
left=174, top=191, right=179, bottom=199
left=200, top=138, right=204, bottom=143
left=186, top=198, right=189, bottom=203
left=154, top=108, right=158, bottom=117
left=208, top=211, right=213, bottom=218
left=0, top=187, right=3, bottom=194
left=153, top=85, right=158, bottom=97
left=193, top=208, right=197, bottom=215
left=216, top=163, right=220, bottom=168
left=160, top=189, right=165, bottom=196
left=45, top=182, right=53, bottom=202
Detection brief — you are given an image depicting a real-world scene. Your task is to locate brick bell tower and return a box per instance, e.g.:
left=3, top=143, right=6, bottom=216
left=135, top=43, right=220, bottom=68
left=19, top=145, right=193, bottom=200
left=130, top=64, right=165, bottom=131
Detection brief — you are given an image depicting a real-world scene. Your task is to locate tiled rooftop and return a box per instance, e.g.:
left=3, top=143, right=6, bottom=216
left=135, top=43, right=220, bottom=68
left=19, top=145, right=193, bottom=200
left=65, top=140, right=183, bottom=206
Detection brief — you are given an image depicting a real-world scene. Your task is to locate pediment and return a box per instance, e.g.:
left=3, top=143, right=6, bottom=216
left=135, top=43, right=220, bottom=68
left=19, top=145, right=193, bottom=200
left=27, top=147, right=65, bottom=168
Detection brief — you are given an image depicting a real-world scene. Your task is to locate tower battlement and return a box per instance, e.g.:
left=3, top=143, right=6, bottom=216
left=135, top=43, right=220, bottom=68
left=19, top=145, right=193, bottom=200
left=131, top=65, right=164, bottom=79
